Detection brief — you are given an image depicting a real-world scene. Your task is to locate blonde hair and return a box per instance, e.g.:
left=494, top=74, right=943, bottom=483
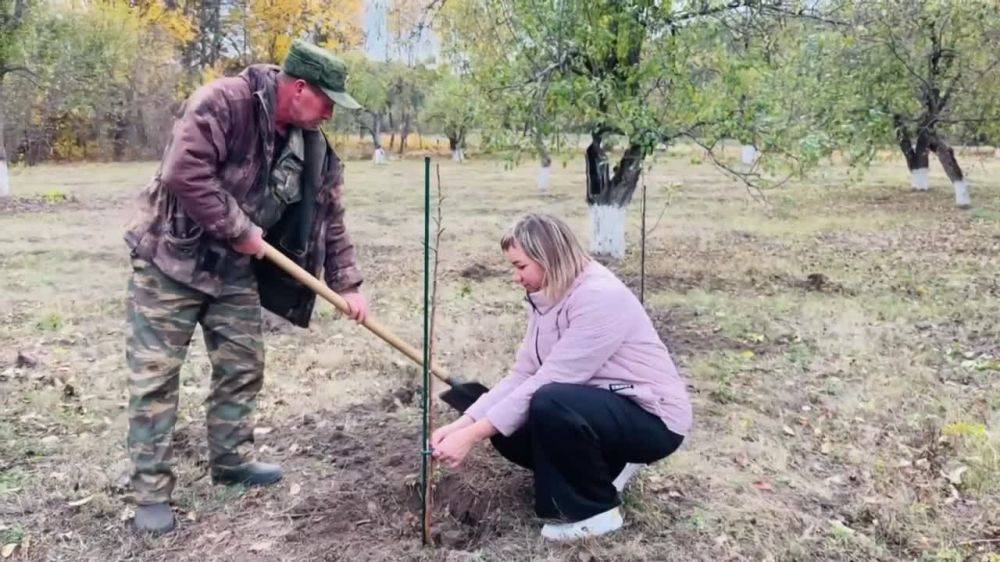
left=501, top=213, right=591, bottom=301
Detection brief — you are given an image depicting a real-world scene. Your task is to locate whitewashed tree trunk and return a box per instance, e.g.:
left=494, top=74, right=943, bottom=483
left=451, top=148, right=464, bottom=162
left=0, top=160, right=9, bottom=199
left=372, top=147, right=388, bottom=165
left=0, top=80, right=9, bottom=198
left=588, top=204, right=627, bottom=259
left=740, top=144, right=758, bottom=165
left=954, top=180, right=971, bottom=208
left=537, top=162, right=551, bottom=193
left=910, top=167, right=930, bottom=191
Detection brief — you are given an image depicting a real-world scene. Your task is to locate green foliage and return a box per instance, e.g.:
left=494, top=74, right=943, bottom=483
left=34, top=311, right=63, bottom=331
left=424, top=70, right=483, bottom=146
left=40, top=188, right=68, bottom=204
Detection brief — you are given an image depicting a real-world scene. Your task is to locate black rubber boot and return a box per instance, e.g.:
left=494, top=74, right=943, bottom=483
left=133, top=503, right=176, bottom=535
left=211, top=461, right=283, bottom=487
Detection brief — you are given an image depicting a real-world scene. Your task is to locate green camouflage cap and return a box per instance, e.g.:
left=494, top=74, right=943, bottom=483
left=282, top=39, right=362, bottom=110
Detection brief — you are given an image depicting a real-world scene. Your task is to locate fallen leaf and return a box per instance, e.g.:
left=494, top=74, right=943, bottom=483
left=945, top=465, right=968, bottom=486
left=68, top=495, right=94, bottom=507
left=290, top=483, right=301, bottom=496
left=782, top=425, right=796, bottom=437
left=253, top=427, right=273, bottom=438
left=41, top=435, right=60, bottom=445
left=1, top=544, right=15, bottom=558
left=752, top=480, right=773, bottom=491
left=249, top=540, right=273, bottom=553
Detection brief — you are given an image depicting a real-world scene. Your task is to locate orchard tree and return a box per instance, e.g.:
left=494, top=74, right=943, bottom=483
left=775, top=0, right=1000, bottom=207
left=346, top=55, right=392, bottom=163
left=822, top=0, right=1000, bottom=207
left=449, top=0, right=793, bottom=258
left=424, top=70, right=482, bottom=162
left=0, top=0, right=32, bottom=198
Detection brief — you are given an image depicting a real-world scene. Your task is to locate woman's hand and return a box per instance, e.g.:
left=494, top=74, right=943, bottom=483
left=430, top=415, right=474, bottom=449
left=432, top=427, right=479, bottom=468
left=431, top=418, right=498, bottom=468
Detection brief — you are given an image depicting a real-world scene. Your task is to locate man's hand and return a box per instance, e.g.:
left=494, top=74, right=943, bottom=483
left=232, top=225, right=265, bottom=259
left=341, top=289, right=368, bottom=323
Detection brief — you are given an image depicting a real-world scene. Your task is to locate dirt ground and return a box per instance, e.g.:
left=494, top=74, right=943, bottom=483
left=1, top=149, right=999, bottom=561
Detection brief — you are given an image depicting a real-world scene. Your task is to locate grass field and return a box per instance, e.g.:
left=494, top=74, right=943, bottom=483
left=1, top=150, right=998, bottom=561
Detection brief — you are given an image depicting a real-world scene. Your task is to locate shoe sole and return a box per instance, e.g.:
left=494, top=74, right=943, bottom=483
left=211, top=473, right=283, bottom=487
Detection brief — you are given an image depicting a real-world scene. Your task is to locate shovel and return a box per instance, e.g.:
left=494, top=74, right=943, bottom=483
left=261, top=242, right=490, bottom=412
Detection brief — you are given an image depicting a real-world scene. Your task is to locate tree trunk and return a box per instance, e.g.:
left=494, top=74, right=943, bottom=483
left=929, top=134, right=971, bottom=208
left=535, top=132, right=551, bottom=193
left=895, top=114, right=931, bottom=190
left=538, top=154, right=552, bottom=193
left=448, top=134, right=464, bottom=162
left=388, top=112, right=396, bottom=150
left=586, top=134, right=643, bottom=259
left=398, top=112, right=411, bottom=155
left=370, top=113, right=388, bottom=164
left=0, top=80, right=10, bottom=198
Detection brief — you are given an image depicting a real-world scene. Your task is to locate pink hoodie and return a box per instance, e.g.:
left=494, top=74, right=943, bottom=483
left=466, top=261, right=693, bottom=437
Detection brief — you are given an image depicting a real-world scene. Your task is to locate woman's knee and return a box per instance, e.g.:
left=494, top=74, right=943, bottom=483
left=528, top=383, right=577, bottom=416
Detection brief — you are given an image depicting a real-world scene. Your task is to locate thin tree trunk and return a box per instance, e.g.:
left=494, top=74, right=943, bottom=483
left=534, top=132, right=551, bottom=193
left=0, top=79, right=10, bottom=198
left=371, top=112, right=387, bottom=165
left=895, top=114, right=931, bottom=190
left=399, top=112, right=411, bottom=155
left=929, top=133, right=970, bottom=207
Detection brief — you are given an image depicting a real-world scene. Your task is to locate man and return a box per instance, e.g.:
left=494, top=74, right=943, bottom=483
left=122, top=40, right=367, bottom=534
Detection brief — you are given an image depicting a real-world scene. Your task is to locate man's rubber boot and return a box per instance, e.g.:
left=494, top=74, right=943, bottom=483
left=211, top=461, right=283, bottom=487
left=134, top=503, right=176, bottom=535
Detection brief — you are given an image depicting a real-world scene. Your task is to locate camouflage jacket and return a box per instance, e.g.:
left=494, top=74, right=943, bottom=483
left=124, top=64, right=363, bottom=307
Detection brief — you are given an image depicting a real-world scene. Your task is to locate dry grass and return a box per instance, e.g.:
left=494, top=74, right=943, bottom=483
left=1, top=151, right=999, bottom=561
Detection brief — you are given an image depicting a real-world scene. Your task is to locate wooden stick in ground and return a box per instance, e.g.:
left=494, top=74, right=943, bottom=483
left=423, top=163, right=446, bottom=544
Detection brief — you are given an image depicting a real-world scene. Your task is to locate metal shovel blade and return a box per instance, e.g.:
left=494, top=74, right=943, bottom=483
left=439, top=381, right=490, bottom=413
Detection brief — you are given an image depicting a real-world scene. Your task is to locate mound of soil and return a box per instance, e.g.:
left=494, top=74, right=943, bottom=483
left=274, top=394, right=533, bottom=557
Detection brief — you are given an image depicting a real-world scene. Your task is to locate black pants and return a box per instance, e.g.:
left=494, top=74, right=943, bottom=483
left=490, top=383, right=684, bottom=522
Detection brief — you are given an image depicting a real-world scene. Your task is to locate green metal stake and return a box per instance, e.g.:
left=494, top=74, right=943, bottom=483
left=420, top=156, right=432, bottom=545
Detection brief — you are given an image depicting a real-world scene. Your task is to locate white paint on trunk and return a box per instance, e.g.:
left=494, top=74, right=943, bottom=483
left=910, top=167, right=930, bottom=191
left=0, top=160, right=9, bottom=198
left=953, top=179, right=971, bottom=208
left=451, top=148, right=464, bottom=162
left=588, top=204, right=627, bottom=259
left=740, top=145, right=758, bottom=165
left=372, top=147, right=388, bottom=165
left=537, top=163, right=551, bottom=193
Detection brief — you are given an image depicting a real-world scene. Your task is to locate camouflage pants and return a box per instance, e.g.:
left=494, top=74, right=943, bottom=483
left=125, top=258, right=265, bottom=505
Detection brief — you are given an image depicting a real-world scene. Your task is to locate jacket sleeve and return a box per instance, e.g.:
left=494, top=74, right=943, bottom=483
left=322, top=157, right=363, bottom=292
left=464, top=316, right=539, bottom=421
left=159, top=88, right=252, bottom=241
left=483, top=285, right=628, bottom=436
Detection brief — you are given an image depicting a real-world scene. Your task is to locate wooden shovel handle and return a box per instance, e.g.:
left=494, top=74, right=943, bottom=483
left=261, top=242, right=451, bottom=384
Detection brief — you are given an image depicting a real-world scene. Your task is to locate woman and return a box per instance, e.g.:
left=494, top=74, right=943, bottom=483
left=431, top=213, right=692, bottom=541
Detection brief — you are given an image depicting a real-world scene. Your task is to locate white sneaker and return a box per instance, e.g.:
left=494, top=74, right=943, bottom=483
left=540, top=507, right=624, bottom=541
left=613, top=463, right=646, bottom=493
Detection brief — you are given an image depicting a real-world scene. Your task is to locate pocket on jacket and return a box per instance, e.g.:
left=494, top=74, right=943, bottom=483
left=271, top=158, right=303, bottom=205
left=163, top=225, right=203, bottom=258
